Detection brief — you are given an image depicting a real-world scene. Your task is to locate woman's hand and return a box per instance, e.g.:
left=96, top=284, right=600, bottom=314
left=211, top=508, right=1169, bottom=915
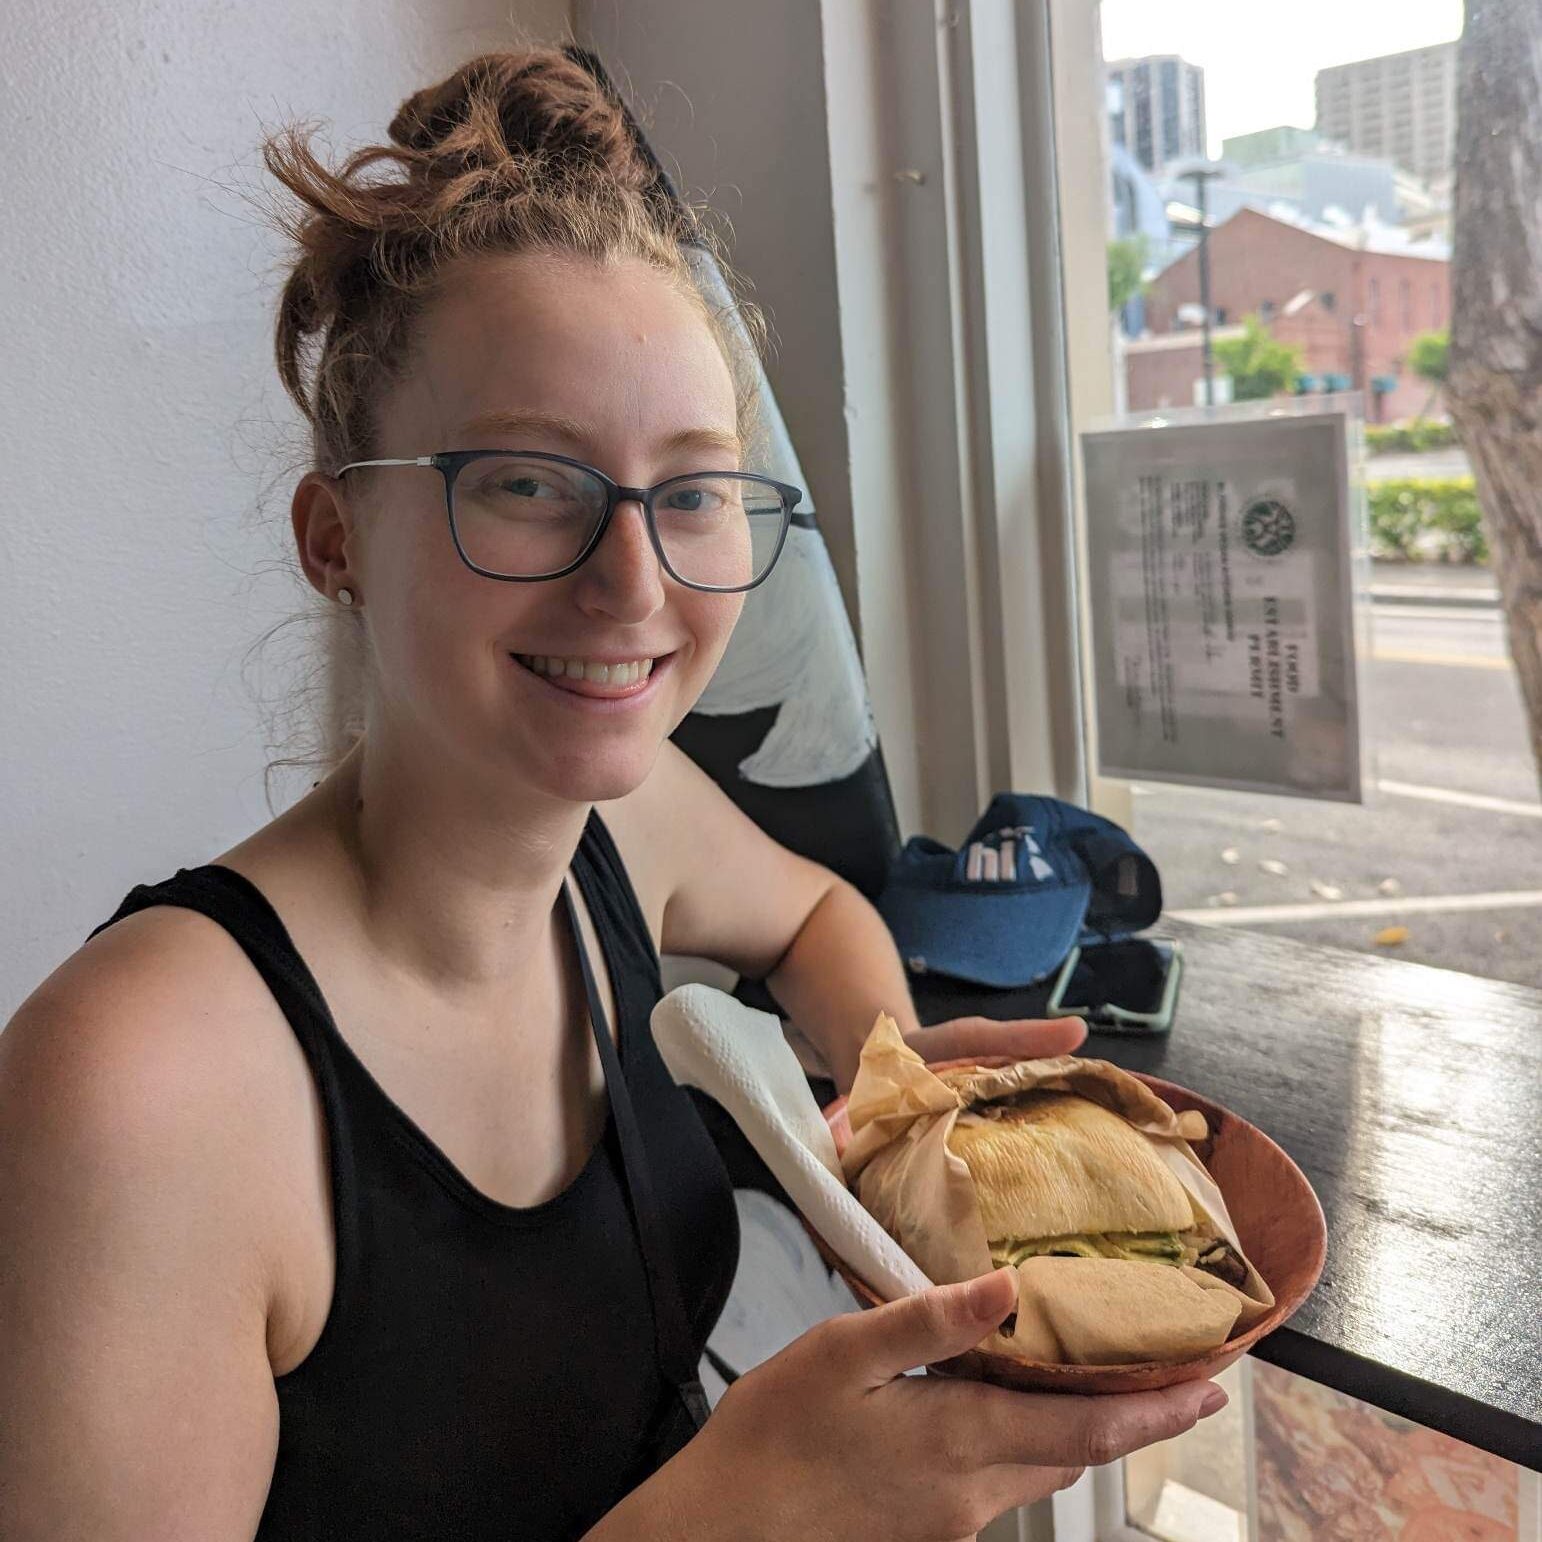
left=904, top=1014, right=1088, bottom=1067
left=604, top=1268, right=1226, bottom=1542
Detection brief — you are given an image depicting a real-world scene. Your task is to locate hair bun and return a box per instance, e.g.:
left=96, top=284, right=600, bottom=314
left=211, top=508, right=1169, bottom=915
left=386, top=51, right=654, bottom=193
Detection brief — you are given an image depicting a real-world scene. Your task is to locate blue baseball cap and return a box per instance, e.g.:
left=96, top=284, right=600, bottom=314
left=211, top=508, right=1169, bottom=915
left=876, top=793, right=1163, bottom=988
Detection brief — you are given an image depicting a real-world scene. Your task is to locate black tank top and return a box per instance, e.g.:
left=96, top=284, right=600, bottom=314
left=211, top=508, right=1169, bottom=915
left=88, top=810, right=740, bottom=1541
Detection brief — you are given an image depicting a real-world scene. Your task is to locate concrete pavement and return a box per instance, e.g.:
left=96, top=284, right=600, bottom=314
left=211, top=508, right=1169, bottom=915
left=1370, top=559, right=1498, bottom=609
left=1364, top=445, right=1472, bottom=481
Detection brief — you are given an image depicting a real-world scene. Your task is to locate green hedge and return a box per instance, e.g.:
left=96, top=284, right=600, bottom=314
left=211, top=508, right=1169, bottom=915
left=1365, top=419, right=1459, bottom=454
left=1367, top=477, right=1488, bottom=563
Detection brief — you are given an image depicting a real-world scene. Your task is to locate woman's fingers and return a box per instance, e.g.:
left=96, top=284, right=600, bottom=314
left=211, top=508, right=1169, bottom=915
left=937, top=1378, right=1227, bottom=1472
left=831, top=1270, right=1019, bottom=1386
left=906, top=1016, right=1088, bottom=1065
left=978, top=1462, right=1087, bottom=1517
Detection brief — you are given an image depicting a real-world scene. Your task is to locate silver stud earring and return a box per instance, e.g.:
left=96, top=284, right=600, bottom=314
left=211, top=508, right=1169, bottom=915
left=337, top=587, right=355, bottom=606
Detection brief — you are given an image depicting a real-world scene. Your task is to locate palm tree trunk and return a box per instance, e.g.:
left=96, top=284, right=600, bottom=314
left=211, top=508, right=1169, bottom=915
left=1445, top=0, right=1542, bottom=793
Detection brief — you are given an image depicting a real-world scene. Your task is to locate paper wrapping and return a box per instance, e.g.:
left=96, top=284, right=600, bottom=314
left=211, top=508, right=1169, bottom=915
left=841, top=1015, right=1275, bottom=1365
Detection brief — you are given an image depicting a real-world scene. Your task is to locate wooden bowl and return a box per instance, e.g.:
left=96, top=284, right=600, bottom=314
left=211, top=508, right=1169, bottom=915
left=817, top=1059, right=1326, bottom=1394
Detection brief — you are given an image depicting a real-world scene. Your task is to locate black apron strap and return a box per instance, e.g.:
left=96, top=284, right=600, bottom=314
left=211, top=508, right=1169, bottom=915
left=559, top=879, right=711, bottom=1434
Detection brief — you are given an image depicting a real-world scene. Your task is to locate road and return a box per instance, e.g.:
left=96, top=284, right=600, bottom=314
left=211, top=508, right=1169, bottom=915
left=1130, top=589, right=1542, bottom=990
left=1364, top=446, right=1472, bottom=481
left=1371, top=604, right=1509, bottom=675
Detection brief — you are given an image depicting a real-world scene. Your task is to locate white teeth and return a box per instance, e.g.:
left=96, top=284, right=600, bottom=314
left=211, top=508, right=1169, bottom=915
left=516, top=654, right=656, bottom=687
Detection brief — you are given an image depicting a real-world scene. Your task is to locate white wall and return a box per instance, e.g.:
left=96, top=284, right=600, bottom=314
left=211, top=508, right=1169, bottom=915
left=1, top=0, right=573, bottom=1020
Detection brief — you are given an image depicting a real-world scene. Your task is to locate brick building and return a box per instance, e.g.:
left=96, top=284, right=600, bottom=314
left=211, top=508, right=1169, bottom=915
left=1127, top=206, right=1449, bottom=421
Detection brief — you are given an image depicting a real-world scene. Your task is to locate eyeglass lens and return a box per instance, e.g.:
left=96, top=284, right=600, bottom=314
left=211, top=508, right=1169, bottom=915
left=450, top=455, right=786, bottom=589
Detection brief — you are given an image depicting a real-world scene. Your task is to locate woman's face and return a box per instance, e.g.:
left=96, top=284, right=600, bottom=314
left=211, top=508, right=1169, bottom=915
left=343, top=251, right=746, bottom=806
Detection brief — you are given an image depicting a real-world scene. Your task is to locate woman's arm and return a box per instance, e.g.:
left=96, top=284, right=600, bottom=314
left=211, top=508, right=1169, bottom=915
left=619, top=743, right=1084, bottom=1092
left=615, top=742, right=910, bottom=1087
left=0, top=926, right=285, bottom=1542
left=761, top=878, right=923, bottom=1089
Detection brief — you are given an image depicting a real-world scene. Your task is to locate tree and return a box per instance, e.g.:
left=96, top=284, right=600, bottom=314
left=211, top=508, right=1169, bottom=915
left=1106, top=235, right=1148, bottom=315
left=1445, top=0, right=1542, bottom=792
left=1407, top=328, right=1450, bottom=419
left=1213, top=316, right=1304, bottom=401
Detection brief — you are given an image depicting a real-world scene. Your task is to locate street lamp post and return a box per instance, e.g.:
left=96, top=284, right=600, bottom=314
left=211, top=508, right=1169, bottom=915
left=1182, top=165, right=1226, bottom=407
left=1195, top=172, right=1214, bottom=405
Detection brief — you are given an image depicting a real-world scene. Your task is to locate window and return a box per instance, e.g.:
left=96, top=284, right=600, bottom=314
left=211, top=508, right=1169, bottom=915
left=1134, top=67, right=1154, bottom=171
left=1185, top=67, right=1205, bottom=158
left=1083, top=8, right=1534, bottom=1527
left=1160, top=58, right=1180, bottom=161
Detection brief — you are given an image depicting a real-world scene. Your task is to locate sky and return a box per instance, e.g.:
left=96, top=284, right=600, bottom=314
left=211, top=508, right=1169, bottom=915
left=1100, top=0, right=1464, bottom=158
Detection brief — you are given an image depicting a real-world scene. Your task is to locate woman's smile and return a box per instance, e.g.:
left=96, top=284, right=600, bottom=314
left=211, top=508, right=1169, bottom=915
left=509, top=647, right=677, bottom=709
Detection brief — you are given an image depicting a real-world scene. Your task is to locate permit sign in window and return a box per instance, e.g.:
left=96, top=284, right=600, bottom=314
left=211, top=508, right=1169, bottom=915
left=1081, top=406, right=1365, bottom=802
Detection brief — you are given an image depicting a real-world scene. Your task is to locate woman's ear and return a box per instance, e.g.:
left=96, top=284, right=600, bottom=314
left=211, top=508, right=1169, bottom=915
left=292, top=471, right=359, bottom=604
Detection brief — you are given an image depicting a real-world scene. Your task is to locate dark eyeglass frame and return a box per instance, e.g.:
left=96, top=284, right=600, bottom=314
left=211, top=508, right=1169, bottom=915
left=333, top=448, right=802, bottom=595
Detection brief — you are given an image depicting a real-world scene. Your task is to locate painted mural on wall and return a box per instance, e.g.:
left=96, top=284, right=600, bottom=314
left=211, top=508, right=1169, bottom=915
left=681, top=248, right=878, bottom=788
left=669, top=248, right=900, bottom=898
left=1252, top=1359, right=1522, bottom=1540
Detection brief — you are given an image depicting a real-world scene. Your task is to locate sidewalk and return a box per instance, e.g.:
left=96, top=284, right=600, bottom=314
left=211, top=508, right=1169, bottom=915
left=1364, top=445, right=1472, bottom=481
left=1370, top=559, right=1498, bottom=608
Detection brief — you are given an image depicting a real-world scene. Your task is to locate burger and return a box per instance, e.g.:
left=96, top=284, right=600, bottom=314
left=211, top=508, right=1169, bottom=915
left=840, top=1019, right=1273, bottom=1365
left=942, top=1086, right=1249, bottom=1287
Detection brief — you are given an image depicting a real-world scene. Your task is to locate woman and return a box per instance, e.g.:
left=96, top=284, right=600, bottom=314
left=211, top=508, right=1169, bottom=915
left=0, top=48, right=1225, bottom=1541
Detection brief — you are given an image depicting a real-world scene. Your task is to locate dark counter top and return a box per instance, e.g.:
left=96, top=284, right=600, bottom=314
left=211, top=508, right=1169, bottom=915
left=910, top=921, right=1542, bottom=1472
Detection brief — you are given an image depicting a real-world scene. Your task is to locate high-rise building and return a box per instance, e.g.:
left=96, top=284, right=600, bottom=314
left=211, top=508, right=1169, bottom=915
left=1106, top=55, right=1207, bottom=177
left=1314, top=42, right=1457, bottom=185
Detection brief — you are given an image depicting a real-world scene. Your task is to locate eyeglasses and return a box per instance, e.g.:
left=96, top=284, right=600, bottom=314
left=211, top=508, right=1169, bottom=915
left=334, top=449, right=801, bottom=594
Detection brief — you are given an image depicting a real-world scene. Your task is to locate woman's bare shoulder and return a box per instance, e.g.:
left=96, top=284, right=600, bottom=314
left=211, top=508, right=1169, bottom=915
left=0, top=906, right=295, bottom=1540
left=1, top=898, right=311, bottom=1203
left=10, top=898, right=282, bottom=1066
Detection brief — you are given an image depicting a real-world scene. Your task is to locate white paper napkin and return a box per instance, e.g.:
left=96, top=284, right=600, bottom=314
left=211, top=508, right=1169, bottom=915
left=651, top=983, right=933, bottom=1302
